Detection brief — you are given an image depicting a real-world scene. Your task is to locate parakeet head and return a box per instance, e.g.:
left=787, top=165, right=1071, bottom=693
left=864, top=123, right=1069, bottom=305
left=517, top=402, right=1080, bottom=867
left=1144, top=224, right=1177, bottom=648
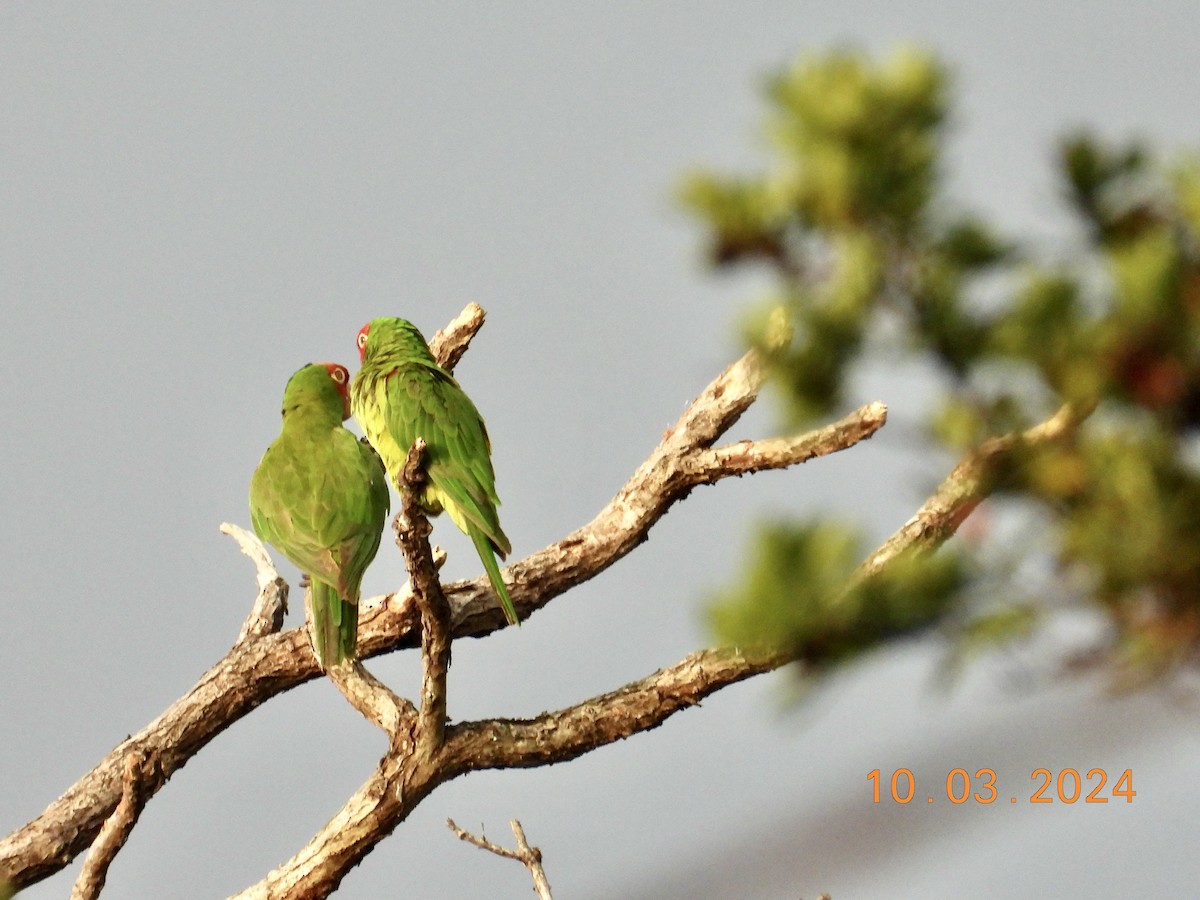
left=357, top=317, right=435, bottom=365
left=282, top=362, right=352, bottom=421
left=321, top=362, right=353, bottom=420
left=356, top=322, right=372, bottom=362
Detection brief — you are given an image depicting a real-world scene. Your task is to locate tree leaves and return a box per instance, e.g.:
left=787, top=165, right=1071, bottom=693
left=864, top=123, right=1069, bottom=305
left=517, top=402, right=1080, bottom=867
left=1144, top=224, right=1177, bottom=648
left=688, top=47, right=1200, bottom=685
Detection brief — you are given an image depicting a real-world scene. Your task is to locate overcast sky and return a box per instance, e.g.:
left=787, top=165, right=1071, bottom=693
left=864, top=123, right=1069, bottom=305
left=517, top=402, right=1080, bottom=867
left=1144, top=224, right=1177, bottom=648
left=3, top=4, right=1199, bottom=898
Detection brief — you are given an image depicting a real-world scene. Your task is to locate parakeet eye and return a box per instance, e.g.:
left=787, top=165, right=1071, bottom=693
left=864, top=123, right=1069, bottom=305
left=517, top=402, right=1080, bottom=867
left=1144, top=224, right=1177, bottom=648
left=356, top=325, right=372, bottom=362
left=319, top=362, right=349, bottom=385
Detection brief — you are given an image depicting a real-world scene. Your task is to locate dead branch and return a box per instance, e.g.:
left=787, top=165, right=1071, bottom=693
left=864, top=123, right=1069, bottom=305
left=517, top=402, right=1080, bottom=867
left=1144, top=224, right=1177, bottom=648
left=68, top=750, right=156, bottom=900
left=428, top=301, right=485, bottom=372
left=229, top=646, right=791, bottom=898
left=0, top=306, right=486, bottom=892
left=229, top=393, right=1088, bottom=897
left=447, top=819, right=553, bottom=900
left=856, top=401, right=1089, bottom=579
left=222, top=522, right=289, bottom=642
left=0, top=303, right=1062, bottom=896
left=394, top=438, right=453, bottom=751
left=326, top=661, right=414, bottom=743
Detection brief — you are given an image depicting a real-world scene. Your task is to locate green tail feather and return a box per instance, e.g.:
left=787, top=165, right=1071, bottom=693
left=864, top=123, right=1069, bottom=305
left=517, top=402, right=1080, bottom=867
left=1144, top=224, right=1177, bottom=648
left=469, top=526, right=519, bottom=626
left=308, top=579, right=359, bottom=668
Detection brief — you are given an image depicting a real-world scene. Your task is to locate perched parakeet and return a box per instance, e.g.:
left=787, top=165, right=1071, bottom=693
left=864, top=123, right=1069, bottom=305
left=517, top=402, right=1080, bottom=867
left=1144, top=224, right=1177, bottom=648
left=250, top=362, right=390, bottom=668
left=351, top=317, right=519, bottom=626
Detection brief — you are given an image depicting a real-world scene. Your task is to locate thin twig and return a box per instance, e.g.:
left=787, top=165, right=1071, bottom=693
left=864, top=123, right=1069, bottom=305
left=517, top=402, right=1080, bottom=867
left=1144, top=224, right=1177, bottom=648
left=69, top=751, right=155, bottom=900
left=222, top=523, right=289, bottom=643
left=856, top=401, right=1088, bottom=579
left=447, top=819, right=553, bottom=900
left=508, top=821, right=552, bottom=900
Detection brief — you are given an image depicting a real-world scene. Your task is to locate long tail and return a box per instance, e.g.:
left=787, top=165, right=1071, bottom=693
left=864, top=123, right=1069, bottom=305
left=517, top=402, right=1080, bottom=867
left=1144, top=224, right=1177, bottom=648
left=469, top=526, right=519, bottom=626
left=307, top=578, right=359, bottom=669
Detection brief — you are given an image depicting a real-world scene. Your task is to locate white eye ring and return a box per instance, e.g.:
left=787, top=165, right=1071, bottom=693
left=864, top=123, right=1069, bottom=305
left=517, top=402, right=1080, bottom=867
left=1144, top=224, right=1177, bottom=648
left=330, top=366, right=347, bottom=384
left=357, top=331, right=368, bottom=349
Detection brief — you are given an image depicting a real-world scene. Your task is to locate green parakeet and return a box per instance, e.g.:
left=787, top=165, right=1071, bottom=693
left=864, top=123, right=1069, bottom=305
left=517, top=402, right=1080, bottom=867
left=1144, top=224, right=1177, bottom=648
left=250, top=362, right=390, bottom=668
left=351, top=317, right=519, bottom=626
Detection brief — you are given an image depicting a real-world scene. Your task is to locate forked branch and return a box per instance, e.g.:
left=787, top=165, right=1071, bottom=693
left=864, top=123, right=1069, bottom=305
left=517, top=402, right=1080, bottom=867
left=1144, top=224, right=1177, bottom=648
left=0, top=303, right=1069, bottom=898
left=447, top=819, right=554, bottom=900
left=69, top=750, right=157, bottom=900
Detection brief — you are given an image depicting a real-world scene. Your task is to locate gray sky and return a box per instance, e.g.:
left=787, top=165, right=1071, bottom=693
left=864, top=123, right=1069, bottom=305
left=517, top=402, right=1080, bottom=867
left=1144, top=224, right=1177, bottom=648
left=3, top=4, right=1198, bottom=898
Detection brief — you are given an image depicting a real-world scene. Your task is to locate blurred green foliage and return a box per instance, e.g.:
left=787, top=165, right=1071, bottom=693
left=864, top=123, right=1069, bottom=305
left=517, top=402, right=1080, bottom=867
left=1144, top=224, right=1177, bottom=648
left=710, top=521, right=966, bottom=664
left=689, top=48, right=1200, bottom=684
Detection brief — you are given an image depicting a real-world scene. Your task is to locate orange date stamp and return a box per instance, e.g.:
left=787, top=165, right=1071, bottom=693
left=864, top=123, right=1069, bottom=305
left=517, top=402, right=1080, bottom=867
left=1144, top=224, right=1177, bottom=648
left=868, top=767, right=1136, bottom=805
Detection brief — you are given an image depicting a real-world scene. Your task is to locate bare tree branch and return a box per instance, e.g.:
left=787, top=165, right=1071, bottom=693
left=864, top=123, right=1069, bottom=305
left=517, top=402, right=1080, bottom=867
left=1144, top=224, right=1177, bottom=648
left=394, top=438, right=453, bottom=751
left=326, top=661, right=414, bottom=741
left=222, top=522, right=289, bottom=643
left=218, top=348, right=889, bottom=898
left=856, top=401, right=1089, bottom=580
left=428, top=301, right=486, bottom=372
left=69, top=750, right=156, bottom=900
left=231, top=645, right=793, bottom=898
left=447, top=819, right=553, bottom=900
left=323, top=440, right=455, bottom=745
left=443, top=357, right=887, bottom=634
left=0, top=307, right=488, bottom=891
left=446, top=646, right=791, bottom=773
left=0, top=304, right=918, bottom=894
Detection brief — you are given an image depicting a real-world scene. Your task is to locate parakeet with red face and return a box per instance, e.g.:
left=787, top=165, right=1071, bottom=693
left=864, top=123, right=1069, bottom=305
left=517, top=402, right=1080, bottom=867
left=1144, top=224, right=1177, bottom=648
left=351, top=317, right=519, bottom=626
left=250, top=362, right=390, bottom=668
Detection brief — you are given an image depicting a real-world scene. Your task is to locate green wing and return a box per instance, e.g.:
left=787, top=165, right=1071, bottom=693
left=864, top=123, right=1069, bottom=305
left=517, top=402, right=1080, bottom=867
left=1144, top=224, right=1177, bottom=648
left=383, top=364, right=510, bottom=555
left=350, top=319, right=518, bottom=626
left=384, top=364, right=518, bottom=626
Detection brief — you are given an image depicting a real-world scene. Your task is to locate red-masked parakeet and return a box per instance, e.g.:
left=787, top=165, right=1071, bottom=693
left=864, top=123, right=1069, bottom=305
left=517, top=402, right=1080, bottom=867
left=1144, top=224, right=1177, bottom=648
left=250, top=362, right=390, bottom=668
left=351, top=317, right=519, bottom=626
